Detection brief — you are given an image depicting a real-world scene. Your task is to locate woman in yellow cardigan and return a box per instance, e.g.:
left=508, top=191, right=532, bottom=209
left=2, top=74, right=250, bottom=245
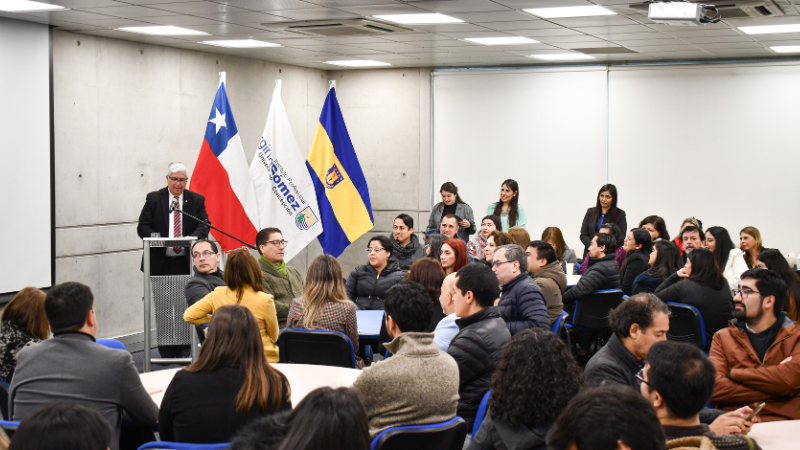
left=185, top=249, right=280, bottom=362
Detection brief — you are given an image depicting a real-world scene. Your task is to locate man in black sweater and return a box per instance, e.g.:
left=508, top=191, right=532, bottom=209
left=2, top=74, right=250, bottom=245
left=563, top=233, right=620, bottom=306
left=185, top=239, right=225, bottom=343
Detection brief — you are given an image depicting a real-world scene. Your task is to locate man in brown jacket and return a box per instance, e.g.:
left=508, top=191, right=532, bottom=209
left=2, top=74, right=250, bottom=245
left=710, top=269, right=800, bottom=421
left=257, top=227, right=304, bottom=329
left=525, top=240, right=566, bottom=323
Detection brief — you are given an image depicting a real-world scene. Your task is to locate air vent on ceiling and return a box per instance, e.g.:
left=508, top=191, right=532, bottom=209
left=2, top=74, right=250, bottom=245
left=574, top=47, right=638, bottom=54
left=262, top=19, right=413, bottom=37
left=629, top=0, right=786, bottom=18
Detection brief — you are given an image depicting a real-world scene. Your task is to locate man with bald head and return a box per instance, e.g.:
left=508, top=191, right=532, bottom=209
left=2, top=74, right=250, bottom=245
left=433, top=272, right=459, bottom=351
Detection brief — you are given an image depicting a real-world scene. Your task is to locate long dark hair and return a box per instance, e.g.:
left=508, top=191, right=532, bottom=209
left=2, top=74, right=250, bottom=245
left=639, top=215, right=670, bottom=241
left=225, top=249, right=265, bottom=303
left=492, top=179, right=520, bottom=228
left=278, top=387, right=369, bottom=450
left=687, top=248, right=726, bottom=291
left=438, top=182, right=465, bottom=205
left=648, top=240, right=683, bottom=279
left=757, top=249, right=800, bottom=320
left=186, top=305, right=287, bottom=412
left=599, top=223, right=623, bottom=250
left=426, top=234, right=449, bottom=262
left=706, top=226, right=735, bottom=269
left=591, top=184, right=620, bottom=224
left=489, top=329, right=584, bottom=429
left=406, top=258, right=446, bottom=307
left=621, top=228, right=653, bottom=273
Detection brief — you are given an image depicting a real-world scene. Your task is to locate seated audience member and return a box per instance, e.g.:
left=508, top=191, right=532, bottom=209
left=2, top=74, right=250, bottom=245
left=391, top=213, right=425, bottom=270
left=8, top=402, right=111, bottom=450
left=541, top=226, right=577, bottom=274
left=711, top=269, right=800, bottom=421
left=434, top=273, right=460, bottom=351
left=493, top=245, right=549, bottom=334
left=353, top=282, right=459, bottom=438
left=507, top=226, right=530, bottom=248
left=229, top=411, right=289, bottom=450
left=585, top=294, right=669, bottom=387
left=447, top=264, right=512, bottom=430
left=740, top=226, right=766, bottom=269
left=641, top=341, right=761, bottom=448
left=655, top=248, right=733, bottom=348
left=0, top=287, right=48, bottom=383
left=579, top=223, right=625, bottom=274
left=426, top=233, right=448, bottom=262
left=633, top=240, right=682, bottom=295
left=439, top=214, right=462, bottom=241
left=620, top=228, right=653, bottom=295
left=487, top=179, right=526, bottom=230
left=277, top=387, right=370, bottom=450
left=185, top=250, right=280, bottom=362
left=681, top=225, right=705, bottom=257
left=287, top=255, right=362, bottom=368
left=639, top=215, right=670, bottom=242
left=674, top=217, right=703, bottom=255
left=345, top=235, right=405, bottom=310
left=468, top=215, right=501, bottom=260
left=440, top=238, right=469, bottom=275
left=563, top=233, right=621, bottom=307
left=526, top=240, right=566, bottom=323
left=160, top=305, right=291, bottom=443
left=547, top=385, right=665, bottom=450
left=757, top=249, right=800, bottom=321
left=705, top=226, right=747, bottom=289
left=10, top=282, right=158, bottom=450
left=426, top=182, right=476, bottom=242
left=185, top=239, right=225, bottom=343
left=257, top=228, right=304, bottom=329
left=468, top=329, right=584, bottom=450
left=483, top=231, right=515, bottom=268
left=406, top=258, right=447, bottom=331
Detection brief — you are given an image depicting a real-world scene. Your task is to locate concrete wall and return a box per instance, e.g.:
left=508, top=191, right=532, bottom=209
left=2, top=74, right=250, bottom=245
left=53, top=30, right=432, bottom=338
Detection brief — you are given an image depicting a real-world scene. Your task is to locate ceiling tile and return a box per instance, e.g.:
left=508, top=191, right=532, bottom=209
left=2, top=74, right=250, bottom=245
left=37, top=0, right=124, bottom=7
left=318, top=35, right=394, bottom=44
left=678, top=35, right=756, bottom=44
left=139, top=15, right=225, bottom=26
left=707, top=49, right=773, bottom=57
left=546, top=15, right=639, bottom=28
left=278, top=43, right=366, bottom=54
left=491, top=0, right=592, bottom=8
left=437, top=30, right=516, bottom=39
left=646, top=23, right=731, bottom=32
left=22, top=10, right=116, bottom=21
left=252, top=37, right=326, bottom=45
left=513, top=28, right=585, bottom=37
left=64, top=17, right=154, bottom=27
left=748, top=32, right=800, bottom=42
left=696, top=41, right=764, bottom=50
left=82, top=5, right=184, bottom=17
left=609, top=38, right=680, bottom=46
left=269, top=8, right=360, bottom=20
left=349, top=42, right=426, bottom=51
left=212, top=0, right=322, bottom=10
left=381, top=33, right=453, bottom=42
left=194, top=12, right=287, bottom=24
left=595, top=32, right=673, bottom=41
left=411, top=0, right=511, bottom=14
left=150, top=2, right=248, bottom=14
left=624, top=44, right=699, bottom=53
left=574, top=24, right=655, bottom=36
left=537, top=35, right=606, bottom=44
left=304, top=0, right=399, bottom=6
left=664, top=29, right=741, bottom=38
left=452, top=11, right=535, bottom=23
left=174, top=23, right=265, bottom=34
left=339, top=4, right=428, bottom=15
left=411, top=39, right=477, bottom=48
left=555, top=41, right=623, bottom=49
left=480, top=20, right=563, bottom=31
left=408, top=23, right=492, bottom=33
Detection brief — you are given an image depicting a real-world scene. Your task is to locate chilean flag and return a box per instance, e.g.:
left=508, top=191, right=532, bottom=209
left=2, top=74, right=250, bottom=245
left=190, top=79, right=259, bottom=252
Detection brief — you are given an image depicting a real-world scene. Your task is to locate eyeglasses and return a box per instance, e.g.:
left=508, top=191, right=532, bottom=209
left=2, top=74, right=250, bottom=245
left=264, top=240, right=288, bottom=248
left=492, top=260, right=512, bottom=268
left=168, top=176, right=188, bottom=184
left=192, top=251, right=216, bottom=259
left=731, top=288, right=762, bottom=299
left=365, top=247, right=385, bottom=254
left=635, top=368, right=650, bottom=387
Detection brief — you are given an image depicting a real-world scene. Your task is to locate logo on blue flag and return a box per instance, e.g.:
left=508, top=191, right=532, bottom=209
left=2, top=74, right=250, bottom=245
left=325, top=164, right=344, bottom=189
left=295, top=206, right=319, bottom=231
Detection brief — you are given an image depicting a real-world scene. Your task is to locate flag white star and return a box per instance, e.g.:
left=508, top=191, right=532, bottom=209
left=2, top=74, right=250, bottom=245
left=208, top=108, right=227, bottom=134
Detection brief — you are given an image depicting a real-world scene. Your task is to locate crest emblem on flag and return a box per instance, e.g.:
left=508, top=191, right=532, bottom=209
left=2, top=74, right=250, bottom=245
left=295, top=206, right=319, bottom=230
left=325, top=164, right=344, bottom=189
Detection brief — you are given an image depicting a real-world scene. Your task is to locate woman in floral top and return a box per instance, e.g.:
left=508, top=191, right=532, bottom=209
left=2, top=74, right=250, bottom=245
left=0, top=287, right=49, bottom=383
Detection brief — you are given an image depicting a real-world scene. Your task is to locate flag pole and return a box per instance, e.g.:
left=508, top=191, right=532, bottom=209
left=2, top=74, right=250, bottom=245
left=275, top=78, right=281, bottom=94
left=219, top=71, right=226, bottom=87
left=329, top=80, right=336, bottom=90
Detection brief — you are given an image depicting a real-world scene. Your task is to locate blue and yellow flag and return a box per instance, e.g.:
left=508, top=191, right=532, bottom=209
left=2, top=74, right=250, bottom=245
left=306, top=88, right=374, bottom=257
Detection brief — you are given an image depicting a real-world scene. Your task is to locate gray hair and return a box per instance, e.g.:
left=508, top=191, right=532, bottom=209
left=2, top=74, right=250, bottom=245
left=497, top=244, right=527, bottom=272
left=167, top=162, right=188, bottom=176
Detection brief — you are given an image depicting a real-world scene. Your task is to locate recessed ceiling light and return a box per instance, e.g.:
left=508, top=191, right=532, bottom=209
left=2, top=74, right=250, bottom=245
left=523, top=6, right=616, bottom=19
left=372, top=13, right=464, bottom=25
left=118, top=26, right=208, bottom=36
left=0, top=0, right=65, bottom=12
left=464, top=36, right=540, bottom=46
left=770, top=45, right=800, bottom=53
left=528, top=53, right=596, bottom=61
left=324, top=60, right=392, bottom=67
left=739, top=24, right=800, bottom=35
left=201, top=40, right=280, bottom=48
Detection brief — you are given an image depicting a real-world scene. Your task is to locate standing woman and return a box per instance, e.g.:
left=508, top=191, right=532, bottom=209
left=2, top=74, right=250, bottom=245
left=425, top=182, right=476, bottom=242
left=756, top=249, right=800, bottom=322
left=468, top=215, right=501, bottom=261
left=345, top=236, right=405, bottom=310
left=440, top=239, right=469, bottom=275
left=487, top=179, right=526, bottom=231
left=579, top=184, right=626, bottom=259
left=704, top=226, right=747, bottom=289
left=620, top=229, right=653, bottom=296
left=638, top=215, right=670, bottom=242
left=0, top=287, right=48, bottom=384
left=542, top=227, right=577, bottom=273
left=740, top=226, right=766, bottom=269
left=633, top=241, right=683, bottom=295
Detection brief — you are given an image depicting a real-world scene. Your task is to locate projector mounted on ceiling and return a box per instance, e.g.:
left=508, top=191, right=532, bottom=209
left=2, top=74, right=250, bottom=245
left=262, top=19, right=413, bottom=37
left=647, top=1, right=721, bottom=26
left=630, top=0, right=786, bottom=23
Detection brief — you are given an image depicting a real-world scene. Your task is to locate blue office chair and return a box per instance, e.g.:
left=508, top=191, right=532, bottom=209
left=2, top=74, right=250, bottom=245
left=277, top=328, right=356, bottom=368
left=666, top=302, right=707, bottom=350
left=551, top=311, right=569, bottom=336
left=137, top=442, right=229, bottom=450
left=97, top=338, right=127, bottom=351
left=0, top=420, right=20, bottom=438
left=565, top=289, right=625, bottom=330
left=471, top=389, right=492, bottom=440
left=371, top=416, right=468, bottom=450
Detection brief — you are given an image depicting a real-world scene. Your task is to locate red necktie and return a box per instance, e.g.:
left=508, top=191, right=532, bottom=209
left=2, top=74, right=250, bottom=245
left=173, top=196, right=182, bottom=253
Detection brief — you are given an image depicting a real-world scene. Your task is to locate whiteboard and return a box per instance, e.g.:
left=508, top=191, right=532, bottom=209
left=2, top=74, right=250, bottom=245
left=0, top=18, right=53, bottom=293
left=432, top=68, right=608, bottom=253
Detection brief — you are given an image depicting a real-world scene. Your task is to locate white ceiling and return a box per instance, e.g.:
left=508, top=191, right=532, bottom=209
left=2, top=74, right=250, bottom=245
left=5, top=0, right=800, bottom=69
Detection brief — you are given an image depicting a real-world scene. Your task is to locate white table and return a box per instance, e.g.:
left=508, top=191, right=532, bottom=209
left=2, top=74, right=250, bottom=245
left=140, top=363, right=361, bottom=408
left=566, top=274, right=581, bottom=288
left=747, top=419, right=797, bottom=450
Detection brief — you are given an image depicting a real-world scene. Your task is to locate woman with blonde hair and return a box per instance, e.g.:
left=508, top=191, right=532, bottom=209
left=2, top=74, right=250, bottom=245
left=162, top=305, right=290, bottom=443
left=0, top=287, right=48, bottom=383
left=740, top=226, right=766, bottom=269
left=507, top=227, right=531, bottom=248
left=185, top=249, right=280, bottom=362
left=287, top=255, right=362, bottom=368
left=541, top=227, right=577, bottom=274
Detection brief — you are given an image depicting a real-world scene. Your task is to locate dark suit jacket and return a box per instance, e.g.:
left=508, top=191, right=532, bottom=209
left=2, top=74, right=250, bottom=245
left=137, top=187, right=209, bottom=274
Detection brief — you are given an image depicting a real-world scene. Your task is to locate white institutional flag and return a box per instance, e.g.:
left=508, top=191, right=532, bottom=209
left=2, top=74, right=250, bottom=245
left=250, top=80, right=322, bottom=262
